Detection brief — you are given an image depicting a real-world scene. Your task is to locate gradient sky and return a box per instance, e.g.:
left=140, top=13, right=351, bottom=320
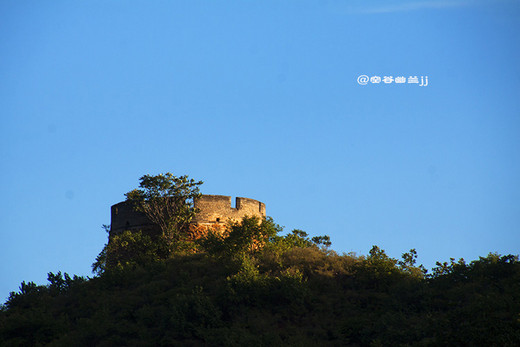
left=1, top=0, right=519, bottom=302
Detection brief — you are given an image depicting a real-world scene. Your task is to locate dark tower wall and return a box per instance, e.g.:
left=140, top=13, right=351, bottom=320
left=110, top=201, right=156, bottom=237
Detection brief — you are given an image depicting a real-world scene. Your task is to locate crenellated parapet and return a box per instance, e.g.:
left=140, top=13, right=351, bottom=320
left=193, top=195, right=266, bottom=225
left=110, top=194, right=266, bottom=237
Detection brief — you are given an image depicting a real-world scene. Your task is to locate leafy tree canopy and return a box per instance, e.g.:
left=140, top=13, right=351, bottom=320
left=93, top=173, right=203, bottom=274
left=125, top=173, right=203, bottom=239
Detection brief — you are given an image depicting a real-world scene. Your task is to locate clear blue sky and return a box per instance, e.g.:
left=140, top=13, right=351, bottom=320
left=1, top=0, right=519, bottom=302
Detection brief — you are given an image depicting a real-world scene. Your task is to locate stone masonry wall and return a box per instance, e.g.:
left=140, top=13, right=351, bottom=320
left=193, top=195, right=266, bottom=225
left=110, top=201, right=156, bottom=237
left=110, top=195, right=266, bottom=237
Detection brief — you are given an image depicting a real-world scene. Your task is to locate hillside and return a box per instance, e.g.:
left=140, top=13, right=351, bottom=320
left=2, top=174, right=520, bottom=345
left=1, top=223, right=519, bottom=346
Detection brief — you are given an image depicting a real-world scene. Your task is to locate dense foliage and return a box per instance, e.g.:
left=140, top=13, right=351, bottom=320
left=125, top=173, right=203, bottom=252
left=1, top=217, right=519, bottom=346
left=2, top=174, right=519, bottom=345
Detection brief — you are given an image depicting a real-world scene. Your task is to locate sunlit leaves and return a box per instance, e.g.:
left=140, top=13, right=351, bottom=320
left=124, top=173, right=203, bottom=252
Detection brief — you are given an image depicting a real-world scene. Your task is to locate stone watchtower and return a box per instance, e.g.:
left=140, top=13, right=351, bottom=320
left=110, top=195, right=266, bottom=237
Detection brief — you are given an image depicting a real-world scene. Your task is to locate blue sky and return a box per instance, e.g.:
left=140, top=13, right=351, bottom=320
left=1, top=0, right=519, bottom=301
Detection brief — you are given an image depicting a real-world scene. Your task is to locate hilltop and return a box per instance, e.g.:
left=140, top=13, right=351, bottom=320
left=2, top=242, right=519, bottom=346
left=1, top=174, right=519, bottom=346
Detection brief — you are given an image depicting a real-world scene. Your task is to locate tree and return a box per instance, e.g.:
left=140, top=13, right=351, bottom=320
left=125, top=173, right=203, bottom=252
left=398, top=249, right=426, bottom=278
left=201, top=216, right=281, bottom=258
left=92, top=173, right=203, bottom=274
left=103, top=230, right=166, bottom=269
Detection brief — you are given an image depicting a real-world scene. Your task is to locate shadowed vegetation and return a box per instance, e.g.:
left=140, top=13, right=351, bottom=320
left=2, top=217, right=519, bottom=346
left=2, top=174, right=519, bottom=345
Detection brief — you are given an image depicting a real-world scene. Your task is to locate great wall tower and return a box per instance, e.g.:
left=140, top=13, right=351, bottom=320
left=110, top=195, right=266, bottom=237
